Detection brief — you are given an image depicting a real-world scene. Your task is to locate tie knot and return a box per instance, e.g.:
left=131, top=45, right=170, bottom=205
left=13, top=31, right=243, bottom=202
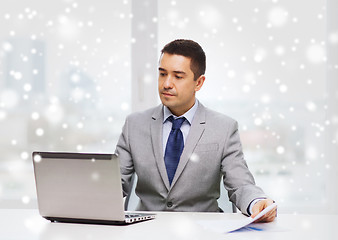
left=168, top=116, right=186, bottom=130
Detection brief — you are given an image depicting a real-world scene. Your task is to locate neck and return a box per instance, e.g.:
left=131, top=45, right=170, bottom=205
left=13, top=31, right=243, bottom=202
left=168, top=99, right=196, bottom=117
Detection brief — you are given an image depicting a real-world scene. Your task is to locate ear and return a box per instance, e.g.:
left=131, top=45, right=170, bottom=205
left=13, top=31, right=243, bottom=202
left=195, top=75, right=205, bottom=92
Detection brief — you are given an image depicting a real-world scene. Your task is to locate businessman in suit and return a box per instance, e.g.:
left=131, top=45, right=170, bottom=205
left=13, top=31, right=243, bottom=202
left=116, top=39, right=276, bottom=222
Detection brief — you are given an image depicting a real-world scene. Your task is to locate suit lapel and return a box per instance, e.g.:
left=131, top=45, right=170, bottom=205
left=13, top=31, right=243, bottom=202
left=150, top=105, right=171, bottom=191
left=170, top=103, right=206, bottom=188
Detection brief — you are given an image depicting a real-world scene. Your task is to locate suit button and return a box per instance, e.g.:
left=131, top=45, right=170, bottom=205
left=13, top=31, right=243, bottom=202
left=167, top=202, right=173, bottom=208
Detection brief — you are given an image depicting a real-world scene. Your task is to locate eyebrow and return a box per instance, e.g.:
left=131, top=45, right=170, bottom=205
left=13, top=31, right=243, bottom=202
left=158, top=67, right=186, bottom=75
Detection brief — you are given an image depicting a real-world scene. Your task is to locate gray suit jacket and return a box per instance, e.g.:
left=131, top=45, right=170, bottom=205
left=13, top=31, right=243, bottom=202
left=115, top=103, right=267, bottom=215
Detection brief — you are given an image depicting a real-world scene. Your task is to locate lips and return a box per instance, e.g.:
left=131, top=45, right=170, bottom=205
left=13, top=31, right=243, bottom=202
left=162, top=91, right=175, bottom=97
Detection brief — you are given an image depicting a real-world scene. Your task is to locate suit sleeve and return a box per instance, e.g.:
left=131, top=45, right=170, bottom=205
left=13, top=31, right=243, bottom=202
left=221, top=120, right=267, bottom=215
left=115, top=116, right=135, bottom=197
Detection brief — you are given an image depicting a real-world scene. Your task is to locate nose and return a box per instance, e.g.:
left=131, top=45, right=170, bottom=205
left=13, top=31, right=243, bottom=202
left=163, top=75, right=174, bottom=89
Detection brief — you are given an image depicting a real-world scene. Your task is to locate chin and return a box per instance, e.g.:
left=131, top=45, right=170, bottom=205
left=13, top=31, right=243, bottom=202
left=160, top=99, right=175, bottom=108
left=160, top=96, right=172, bottom=103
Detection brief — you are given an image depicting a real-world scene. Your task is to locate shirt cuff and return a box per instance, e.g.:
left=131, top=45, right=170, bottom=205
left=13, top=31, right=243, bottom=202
left=248, top=198, right=266, bottom=215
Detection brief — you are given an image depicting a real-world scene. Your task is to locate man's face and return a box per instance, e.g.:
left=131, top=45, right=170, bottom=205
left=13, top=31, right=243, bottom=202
left=158, top=53, right=205, bottom=116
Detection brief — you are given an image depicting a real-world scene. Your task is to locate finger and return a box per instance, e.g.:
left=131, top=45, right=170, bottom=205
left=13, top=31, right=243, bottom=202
left=254, top=206, right=277, bottom=222
left=262, top=212, right=276, bottom=222
left=251, top=200, right=268, bottom=218
left=254, top=208, right=277, bottom=223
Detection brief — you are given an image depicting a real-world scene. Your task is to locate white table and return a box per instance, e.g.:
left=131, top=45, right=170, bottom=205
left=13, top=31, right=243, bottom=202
left=1, top=209, right=337, bottom=240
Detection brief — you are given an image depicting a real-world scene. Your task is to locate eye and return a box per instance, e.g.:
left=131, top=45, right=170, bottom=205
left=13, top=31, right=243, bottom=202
left=159, top=72, right=167, bottom=77
left=175, top=75, right=183, bottom=79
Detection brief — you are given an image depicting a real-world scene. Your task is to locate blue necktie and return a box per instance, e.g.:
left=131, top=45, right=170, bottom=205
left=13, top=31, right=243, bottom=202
left=164, top=116, right=185, bottom=185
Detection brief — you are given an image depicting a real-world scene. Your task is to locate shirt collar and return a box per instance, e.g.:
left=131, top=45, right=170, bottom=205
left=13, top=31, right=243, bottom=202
left=163, top=99, right=199, bottom=125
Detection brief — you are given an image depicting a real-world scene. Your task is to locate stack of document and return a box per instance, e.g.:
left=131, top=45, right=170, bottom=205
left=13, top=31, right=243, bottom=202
left=197, top=203, right=277, bottom=233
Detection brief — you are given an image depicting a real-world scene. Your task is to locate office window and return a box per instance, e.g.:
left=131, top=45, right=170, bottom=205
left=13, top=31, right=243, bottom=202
left=0, top=0, right=131, bottom=207
left=158, top=0, right=337, bottom=213
left=1, top=0, right=337, bottom=213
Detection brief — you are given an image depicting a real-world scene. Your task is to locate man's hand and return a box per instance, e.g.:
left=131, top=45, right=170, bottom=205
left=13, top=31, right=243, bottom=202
left=251, top=199, right=277, bottom=223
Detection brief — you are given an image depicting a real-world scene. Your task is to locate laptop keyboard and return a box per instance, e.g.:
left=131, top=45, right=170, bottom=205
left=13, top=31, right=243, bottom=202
left=124, top=213, right=156, bottom=223
left=125, top=214, right=141, bottom=218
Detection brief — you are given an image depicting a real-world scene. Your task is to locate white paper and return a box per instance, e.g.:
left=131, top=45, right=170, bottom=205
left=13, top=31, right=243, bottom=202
left=197, top=203, right=277, bottom=233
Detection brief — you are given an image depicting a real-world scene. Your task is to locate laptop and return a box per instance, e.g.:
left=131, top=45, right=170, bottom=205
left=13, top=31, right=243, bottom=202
left=32, top=151, right=155, bottom=225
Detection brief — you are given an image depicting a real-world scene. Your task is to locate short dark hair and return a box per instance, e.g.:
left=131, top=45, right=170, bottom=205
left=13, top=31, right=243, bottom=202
left=161, top=39, right=206, bottom=80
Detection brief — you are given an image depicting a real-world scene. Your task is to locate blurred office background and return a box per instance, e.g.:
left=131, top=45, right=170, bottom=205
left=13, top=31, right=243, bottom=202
left=0, top=0, right=337, bottom=214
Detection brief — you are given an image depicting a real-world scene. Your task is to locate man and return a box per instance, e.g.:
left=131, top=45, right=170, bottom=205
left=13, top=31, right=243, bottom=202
left=116, top=39, right=276, bottom=222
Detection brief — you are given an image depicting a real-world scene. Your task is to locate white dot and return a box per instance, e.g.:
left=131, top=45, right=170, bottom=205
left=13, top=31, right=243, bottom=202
left=275, top=45, right=285, bottom=56
left=71, top=73, right=80, bottom=83
left=254, top=118, right=263, bottom=126
left=279, top=84, right=288, bottom=93
left=242, top=85, right=250, bottom=93
left=227, top=70, right=236, bottom=78
left=22, top=196, right=30, bottom=204
left=306, top=102, right=317, bottom=112
left=36, top=128, right=44, bottom=136
left=91, top=172, right=100, bottom=181
left=13, top=72, right=23, bottom=80
left=34, top=154, right=42, bottom=163
left=254, top=48, right=267, bottom=63
left=21, top=55, right=29, bottom=62
left=276, top=146, right=285, bottom=154
left=46, top=21, right=53, bottom=26
left=121, top=102, right=129, bottom=111
left=329, top=32, right=338, bottom=45
left=23, top=83, right=32, bottom=92
left=143, top=74, right=153, bottom=84
left=2, top=42, right=13, bottom=52
left=307, top=44, right=326, bottom=64
left=260, top=94, right=270, bottom=104
left=31, top=112, right=40, bottom=120
left=77, top=122, right=84, bottom=129
left=0, top=110, right=7, bottom=120
left=190, top=153, right=200, bottom=163
left=21, top=152, right=29, bottom=160
left=268, top=7, right=288, bottom=27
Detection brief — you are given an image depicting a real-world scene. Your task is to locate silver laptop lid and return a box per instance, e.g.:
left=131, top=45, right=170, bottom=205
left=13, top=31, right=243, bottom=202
left=32, top=152, right=125, bottom=222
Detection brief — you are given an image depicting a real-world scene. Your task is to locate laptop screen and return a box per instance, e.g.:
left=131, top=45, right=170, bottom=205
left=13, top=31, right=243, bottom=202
left=32, top=152, right=126, bottom=222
